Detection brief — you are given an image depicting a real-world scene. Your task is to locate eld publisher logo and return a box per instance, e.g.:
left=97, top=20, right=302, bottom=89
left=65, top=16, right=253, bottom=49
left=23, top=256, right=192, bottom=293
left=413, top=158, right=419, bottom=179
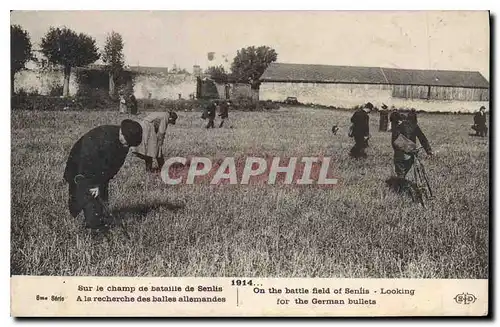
left=454, top=293, right=477, bottom=305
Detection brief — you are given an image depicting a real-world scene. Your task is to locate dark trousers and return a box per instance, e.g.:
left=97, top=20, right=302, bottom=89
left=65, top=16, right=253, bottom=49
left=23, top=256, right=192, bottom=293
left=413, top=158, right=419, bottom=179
left=130, top=105, right=138, bottom=115
left=472, top=124, right=488, bottom=137
left=350, top=135, right=368, bottom=159
left=206, top=117, right=215, bottom=128
left=394, top=153, right=415, bottom=179
left=379, top=112, right=389, bottom=132
left=388, top=153, right=416, bottom=194
left=68, top=181, right=109, bottom=230
left=145, top=156, right=165, bottom=172
left=134, top=153, right=165, bottom=172
left=219, top=118, right=226, bottom=128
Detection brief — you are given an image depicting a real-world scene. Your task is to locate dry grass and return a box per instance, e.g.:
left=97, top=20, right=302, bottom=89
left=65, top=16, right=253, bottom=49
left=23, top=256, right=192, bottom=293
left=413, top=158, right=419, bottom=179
left=10, top=106, right=489, bottom=278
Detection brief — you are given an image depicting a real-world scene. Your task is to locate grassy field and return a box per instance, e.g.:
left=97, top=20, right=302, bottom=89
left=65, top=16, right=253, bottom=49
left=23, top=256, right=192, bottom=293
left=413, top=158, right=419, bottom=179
left=10, top=106, right=489, bottom=278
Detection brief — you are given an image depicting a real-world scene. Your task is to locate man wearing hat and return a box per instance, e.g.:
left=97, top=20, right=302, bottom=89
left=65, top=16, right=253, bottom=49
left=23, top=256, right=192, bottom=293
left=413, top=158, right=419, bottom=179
left=218, top=100, right=231, bottom=128
left=63, top=119, right=143, bottom=231
left=205, top=100, right=217, bottom=129
left=472, top=106, right=488, bottom=137
left=388, top=107, right=398, bottom=132
left=379, top=103, right=389, bottom=132
left=349, top=102, right=373, bottom=159
left=391, top=111, right=433, bottom=180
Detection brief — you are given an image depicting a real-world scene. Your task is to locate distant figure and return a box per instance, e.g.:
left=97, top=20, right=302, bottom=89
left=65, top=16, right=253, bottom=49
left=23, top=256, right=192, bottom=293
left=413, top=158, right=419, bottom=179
left=389, top=108, right=399, bottom=132
left=119, top=94, right=127, bottom=114
left=349, top=102, right=373, bottom=159
left=131, top=111, right=178, bottom=173
left=391, top=111, right=433, bottom=181
left=331, top=124, right=339, bottom=135
left=63, top=120, right=143, bottom=231
left=205, top=101, right=217, bottom=129
left=472, top=106, right=488, bottom=137
left=379, top=103, right=389, bottom=132
left=129, top=94, right=138, bottom=115
left=219, top=100, right=231, bottom=128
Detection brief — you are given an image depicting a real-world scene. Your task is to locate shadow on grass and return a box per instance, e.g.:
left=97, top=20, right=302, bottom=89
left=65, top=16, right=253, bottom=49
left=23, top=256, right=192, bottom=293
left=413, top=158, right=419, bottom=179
left=111, top=201, right=185, bottom=220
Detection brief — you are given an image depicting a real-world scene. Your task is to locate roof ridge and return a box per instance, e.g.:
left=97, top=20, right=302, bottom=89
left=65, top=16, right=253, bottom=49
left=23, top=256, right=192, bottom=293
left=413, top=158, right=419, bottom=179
left=271, top=62, right=484, bottom=75
left=260, top=62, right=489, bottom=88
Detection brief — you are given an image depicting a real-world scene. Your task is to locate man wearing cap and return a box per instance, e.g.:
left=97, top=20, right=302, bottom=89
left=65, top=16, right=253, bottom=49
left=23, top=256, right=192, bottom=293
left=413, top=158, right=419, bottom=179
left=379, top=103, right=389, bottom=132
left=472, top=106, right=488, bottom=137
left=128, top=94, right=138, bottom=115
left=388, top=107, right=398, bottom=132
left=63, top=119, right=143, bottom=231
left=391, top=111, right=433, bottom=180
left=204, top=100, right=217, bottom=129
left=349, top=102, right=373, bottom=159
left=218, top=100, right=231, bottom=128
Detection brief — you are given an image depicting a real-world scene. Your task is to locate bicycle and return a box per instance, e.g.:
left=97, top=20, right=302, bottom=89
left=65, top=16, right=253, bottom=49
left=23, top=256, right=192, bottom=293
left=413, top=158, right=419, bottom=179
left=406, top=147, right=433, bottom=207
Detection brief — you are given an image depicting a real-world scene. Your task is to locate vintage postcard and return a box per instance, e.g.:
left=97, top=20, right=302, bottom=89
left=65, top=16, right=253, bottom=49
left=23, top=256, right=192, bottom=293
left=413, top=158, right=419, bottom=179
left=9, top=10, right=490, bottom=317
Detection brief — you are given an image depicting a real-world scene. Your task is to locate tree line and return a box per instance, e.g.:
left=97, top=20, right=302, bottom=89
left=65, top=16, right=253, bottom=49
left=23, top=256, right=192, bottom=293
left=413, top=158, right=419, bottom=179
left=11, top=24, right=278, bottom=98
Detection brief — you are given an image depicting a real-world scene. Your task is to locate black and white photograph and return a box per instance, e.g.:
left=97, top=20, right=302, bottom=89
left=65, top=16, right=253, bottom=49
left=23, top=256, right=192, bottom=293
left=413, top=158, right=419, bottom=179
left=10, top=9, right=490, bottom=284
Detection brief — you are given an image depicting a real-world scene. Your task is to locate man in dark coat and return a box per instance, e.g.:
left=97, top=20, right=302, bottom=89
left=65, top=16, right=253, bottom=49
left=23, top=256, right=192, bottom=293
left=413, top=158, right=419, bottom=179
left=205, top=100, right=217, bottom=129
left=379, top=103, right=389, bottom=132
left=349, top=102, right=373, bottom=159
left=388, top=108, right=398, bottom=132
left=472, top=106, right=487, bottom=137
left=218, top=100, right=230, bottom=128
left=129, top=94, right=138, bottom=115
left=391, top=111, right=433, bottom=180
left=63, top=119, right=143, bottom=231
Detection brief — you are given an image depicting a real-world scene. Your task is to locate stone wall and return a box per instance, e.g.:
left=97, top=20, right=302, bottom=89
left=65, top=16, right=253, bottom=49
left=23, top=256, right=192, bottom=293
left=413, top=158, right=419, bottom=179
left=259, top=82, right=489, bottom=113
left=133, top=73, right=197, bottom=100
left=14, top=68, right=78, bottom=96
left=14, top=68, right=198, bottom=100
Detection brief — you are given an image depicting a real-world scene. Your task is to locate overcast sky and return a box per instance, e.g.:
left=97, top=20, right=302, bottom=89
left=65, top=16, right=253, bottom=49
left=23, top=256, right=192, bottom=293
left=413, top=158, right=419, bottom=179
left=10, top=10, right=490, bottom=80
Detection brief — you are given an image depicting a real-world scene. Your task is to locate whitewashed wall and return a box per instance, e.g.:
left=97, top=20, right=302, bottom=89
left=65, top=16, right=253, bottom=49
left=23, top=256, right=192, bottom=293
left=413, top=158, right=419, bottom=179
left=260, top=82, right=489, bottom=113
left=14, top=69, right=78, bottom=96
left=15, top=69, right=198, bottom=101
left=133, top=74, right=197, bottom=100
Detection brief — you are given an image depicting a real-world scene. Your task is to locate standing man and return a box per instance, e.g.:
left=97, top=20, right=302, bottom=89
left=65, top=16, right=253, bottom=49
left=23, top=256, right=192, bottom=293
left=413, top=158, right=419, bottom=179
left=349, top=102, right=373, bottom=159
left=129, top=94, right=138, bottom=115
left=391, top=112, right=433, bottom=181
left=472, top=106, right=488, bottom=137
left=206, top=100, right=217, bottom=129
left=63, top=119, right=143, bottom=231
left=219, top=100, right=231, bottom=128
left=379, top=103, right=389, bottom=132
left=131, top=110, right=178, bottom=173
left=388, top=108, right=398, bottom=132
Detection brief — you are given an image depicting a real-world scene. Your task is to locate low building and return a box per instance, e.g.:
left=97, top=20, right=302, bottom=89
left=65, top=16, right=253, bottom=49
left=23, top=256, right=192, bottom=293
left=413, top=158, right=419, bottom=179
left=259, top=63, right=489, bottom=112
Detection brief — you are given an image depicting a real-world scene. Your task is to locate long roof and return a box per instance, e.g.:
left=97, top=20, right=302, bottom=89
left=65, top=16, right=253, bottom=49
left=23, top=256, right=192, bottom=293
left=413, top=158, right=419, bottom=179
left=260, top=63, right=490, bottom=88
